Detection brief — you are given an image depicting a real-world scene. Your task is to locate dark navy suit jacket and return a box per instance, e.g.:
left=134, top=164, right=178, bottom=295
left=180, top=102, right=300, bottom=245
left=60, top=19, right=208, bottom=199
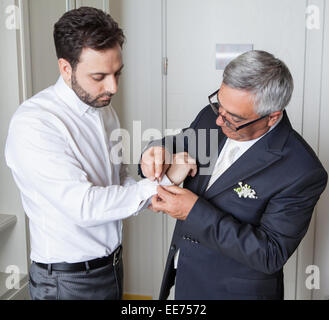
left=142, top=106, right=328, bottom=300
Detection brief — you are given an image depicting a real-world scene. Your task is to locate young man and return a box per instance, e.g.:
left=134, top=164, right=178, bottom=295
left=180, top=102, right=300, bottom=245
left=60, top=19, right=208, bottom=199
left=5, top=7, right=195, bottom=300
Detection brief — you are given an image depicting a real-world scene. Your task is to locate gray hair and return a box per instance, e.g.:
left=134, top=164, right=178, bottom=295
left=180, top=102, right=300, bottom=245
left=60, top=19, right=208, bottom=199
left=222, top=50, right=294, bottom=116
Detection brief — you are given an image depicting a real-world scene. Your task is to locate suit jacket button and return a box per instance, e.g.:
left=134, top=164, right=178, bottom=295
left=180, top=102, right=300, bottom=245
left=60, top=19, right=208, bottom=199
left=170, top=245, right=176, bottom=251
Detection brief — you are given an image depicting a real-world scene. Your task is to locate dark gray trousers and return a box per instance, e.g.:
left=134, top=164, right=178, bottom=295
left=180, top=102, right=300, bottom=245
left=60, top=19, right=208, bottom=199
left=28, top=257, right=123, bottom=300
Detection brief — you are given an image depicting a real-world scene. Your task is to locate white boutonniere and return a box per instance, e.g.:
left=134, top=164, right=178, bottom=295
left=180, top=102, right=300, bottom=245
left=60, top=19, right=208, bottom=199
left=234, top=182, right=258, bottom=199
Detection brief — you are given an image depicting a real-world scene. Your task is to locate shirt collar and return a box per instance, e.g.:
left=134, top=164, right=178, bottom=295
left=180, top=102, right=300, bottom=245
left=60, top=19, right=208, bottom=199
left=54, top=76, right=90, bottom=116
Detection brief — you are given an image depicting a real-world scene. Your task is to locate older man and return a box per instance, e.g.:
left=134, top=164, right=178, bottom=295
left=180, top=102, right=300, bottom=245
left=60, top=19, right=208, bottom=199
left=141, top=50, right=328, bottom=300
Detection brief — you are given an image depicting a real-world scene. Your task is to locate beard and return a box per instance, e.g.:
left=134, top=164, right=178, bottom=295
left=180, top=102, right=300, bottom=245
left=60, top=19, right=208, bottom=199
left=71, top=72, right=113, bottom=108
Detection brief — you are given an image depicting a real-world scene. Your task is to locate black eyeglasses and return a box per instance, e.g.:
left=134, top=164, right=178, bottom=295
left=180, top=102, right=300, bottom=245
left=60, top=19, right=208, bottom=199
left=208, top=89, right=269, bottom=132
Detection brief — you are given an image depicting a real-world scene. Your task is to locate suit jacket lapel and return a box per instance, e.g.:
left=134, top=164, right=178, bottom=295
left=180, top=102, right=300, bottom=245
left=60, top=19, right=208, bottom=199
left=204, top=140, right=282, bottom=198
left=204, top=111, right=292, bottom=199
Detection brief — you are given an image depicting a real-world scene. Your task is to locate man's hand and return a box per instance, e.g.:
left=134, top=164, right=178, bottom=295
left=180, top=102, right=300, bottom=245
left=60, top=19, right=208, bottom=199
left=166, top=152, right=197, bottom=185
left=151, top=185, right=199, bottom=220
left=141, top=146, right=171, bottom=181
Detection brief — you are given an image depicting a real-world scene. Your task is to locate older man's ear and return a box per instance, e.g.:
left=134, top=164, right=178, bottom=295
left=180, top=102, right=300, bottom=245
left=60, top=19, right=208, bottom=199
left=166, top=152, right=197, bottom=185
left=267, top=111, right=283, bottom=127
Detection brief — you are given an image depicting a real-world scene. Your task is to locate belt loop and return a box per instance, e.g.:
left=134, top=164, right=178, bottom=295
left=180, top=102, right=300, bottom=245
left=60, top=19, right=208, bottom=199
left=113, top=246, right=122, bottom=267
left=48, top=264, right=52, bottom=276
left=85, top=261, right=90, bottom=274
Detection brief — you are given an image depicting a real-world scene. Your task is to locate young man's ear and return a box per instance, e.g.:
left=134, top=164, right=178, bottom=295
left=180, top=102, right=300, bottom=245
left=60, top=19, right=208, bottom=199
left=268, top=111, right=283, bottom=127
left=58, top=58, right=73, bottom=86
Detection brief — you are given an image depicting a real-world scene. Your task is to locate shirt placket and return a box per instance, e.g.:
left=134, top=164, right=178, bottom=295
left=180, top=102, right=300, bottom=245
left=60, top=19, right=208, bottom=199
left=97, top=110, right=113, bottom=184
left=97, top=110, right=122, bottom=249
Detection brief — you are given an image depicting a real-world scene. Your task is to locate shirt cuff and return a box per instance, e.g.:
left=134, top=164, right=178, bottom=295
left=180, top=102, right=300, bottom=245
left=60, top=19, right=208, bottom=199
left=159, top=175, right=174, bottom=187
left=135, top=175, right=174, bottom=214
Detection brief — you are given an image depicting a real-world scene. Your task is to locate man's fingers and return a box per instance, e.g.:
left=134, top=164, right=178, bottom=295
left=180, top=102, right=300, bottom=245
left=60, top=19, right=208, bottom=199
left=142, top=162, right=155, bottom=181
left=187, top=155, right=196, bottom=165
left=157, top=185, right=177, bottom=200
left=154, top=148, right=165, bottom=178
left=173, top=152, right=187, bottom=165
left=173, top=152, right=196, bottom=165
left=154, top=165, right=162, bottom=179
left=189, top=165, right=198, bottom=177
left=141, top=150, right=156, bottom=180
left=157, top=186, right=170, bottom=199
left=150, top=195, right=159, bottom=211
left=161, top=185, right=185, bottom=195
left=159, top=163, right=170, bottom=181
left=151, top=195, right=165, bottom=212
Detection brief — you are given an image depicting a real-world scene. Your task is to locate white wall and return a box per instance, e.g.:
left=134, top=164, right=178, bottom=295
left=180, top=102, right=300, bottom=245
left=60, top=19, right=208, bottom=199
left=313, top=0, right=329, bottom=300
left=28, top=0, right=65, bottom=94
left=0, top=0, right=28, bottom=276
left=109, top=0, right=165, bottom=299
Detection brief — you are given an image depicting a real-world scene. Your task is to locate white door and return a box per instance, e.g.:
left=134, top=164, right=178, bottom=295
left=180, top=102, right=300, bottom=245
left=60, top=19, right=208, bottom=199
left=165, top=0, right=309, bottom=300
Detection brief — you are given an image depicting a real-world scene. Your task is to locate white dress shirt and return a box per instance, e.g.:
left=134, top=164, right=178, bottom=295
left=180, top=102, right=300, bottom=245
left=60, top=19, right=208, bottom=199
left=5, top=76, right=167, bottom=264
left=206, top=140, right=241, bottom=190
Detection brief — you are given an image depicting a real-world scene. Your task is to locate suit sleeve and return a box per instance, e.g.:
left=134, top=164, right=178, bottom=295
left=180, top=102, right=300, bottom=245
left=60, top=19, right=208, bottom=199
left=138, top=106, right=209, bottom=177
left=184, top=167, right=328, bottom=274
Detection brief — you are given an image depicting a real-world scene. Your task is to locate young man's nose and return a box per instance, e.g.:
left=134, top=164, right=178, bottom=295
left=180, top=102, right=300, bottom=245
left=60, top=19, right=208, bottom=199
left=104, top=75, right=118, bottom=95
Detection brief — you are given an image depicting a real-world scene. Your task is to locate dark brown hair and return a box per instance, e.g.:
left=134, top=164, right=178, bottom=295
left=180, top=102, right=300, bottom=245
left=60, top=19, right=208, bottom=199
left=54, top=7, right=125, bottom=70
